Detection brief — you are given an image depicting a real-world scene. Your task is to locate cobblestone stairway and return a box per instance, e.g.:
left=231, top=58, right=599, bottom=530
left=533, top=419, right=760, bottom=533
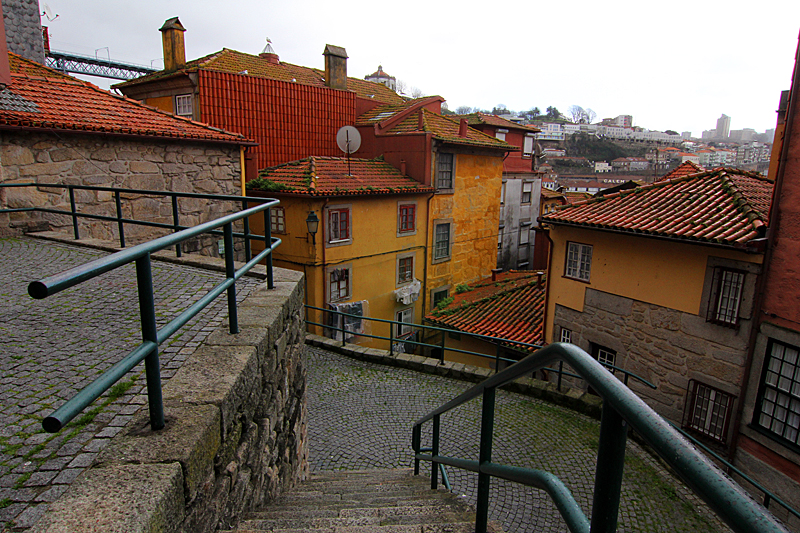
left=224, top=468, right=502, bottom=533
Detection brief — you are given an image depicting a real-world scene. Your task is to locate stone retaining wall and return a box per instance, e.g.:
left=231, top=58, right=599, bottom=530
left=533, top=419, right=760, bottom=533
left=0, top=131, right=245, bottom=256
left=28, top=268, right=308, bottom=533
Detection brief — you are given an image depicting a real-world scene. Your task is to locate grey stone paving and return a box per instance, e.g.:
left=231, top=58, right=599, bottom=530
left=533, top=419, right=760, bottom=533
left=306, top=346, right=732, bottom=533
left=0, top=237, right=263, bottom=532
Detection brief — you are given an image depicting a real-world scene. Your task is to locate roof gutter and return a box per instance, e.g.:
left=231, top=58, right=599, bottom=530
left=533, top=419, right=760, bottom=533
left=0, top=125, right=256, bottom=146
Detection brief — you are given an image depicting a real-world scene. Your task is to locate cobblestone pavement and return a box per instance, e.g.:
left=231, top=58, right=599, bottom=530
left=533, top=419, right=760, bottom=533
left=306, top=346, right=732, bottom=533
left=0, top=237, right=263, bottom=531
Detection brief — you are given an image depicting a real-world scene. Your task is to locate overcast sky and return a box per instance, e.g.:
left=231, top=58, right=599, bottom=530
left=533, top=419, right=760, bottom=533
left=42, top=0, right=800, bottom=138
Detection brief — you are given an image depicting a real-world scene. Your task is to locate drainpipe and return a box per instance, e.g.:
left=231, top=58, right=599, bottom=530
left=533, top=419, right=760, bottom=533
left=727, top=38, right=800, bottom=463
left=422, top=192, right=435, bottom=315
left=541, top=226, right=555, bottom=345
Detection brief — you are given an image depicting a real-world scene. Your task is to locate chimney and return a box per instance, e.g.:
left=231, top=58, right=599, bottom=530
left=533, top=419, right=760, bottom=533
left=323, top=44, right=348, bottom=90
left=259, top=38, right=279, bottom=64
left=491, top=268, right=502, bottom=282
left=418, top=110, right=424, bottom=130
left=459, top=119, right=468, bottom=138
left=400, top=160, right=407, bottom=175
left=537, top=271, right=544, bottom=288
left=160, top=17, right=186, bottom=71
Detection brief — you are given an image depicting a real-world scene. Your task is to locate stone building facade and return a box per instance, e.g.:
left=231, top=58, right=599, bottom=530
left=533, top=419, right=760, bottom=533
left=2, top=0, right=45, bottom=64
left=1, top=131, right=245, bottom=253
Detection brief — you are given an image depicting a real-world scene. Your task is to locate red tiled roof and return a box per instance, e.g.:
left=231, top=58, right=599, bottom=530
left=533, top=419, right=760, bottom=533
left=450, top=112, right=541, bottom=133
left=3, top=53, right=251, bottom=144
left=564, top=192, right=594, bottom=204
left=426, top=271, right=545, bottom=348
left=391, top=109, right=515, bottom=150
left=117, top=48, right=404, bottom=105
left=250, top=156, right=434, bottom=196
left=355, top=97, right=434, bottom=125
left=542, top=168, right=773, bottom=246
left=656, top=160, right=705, bottom=182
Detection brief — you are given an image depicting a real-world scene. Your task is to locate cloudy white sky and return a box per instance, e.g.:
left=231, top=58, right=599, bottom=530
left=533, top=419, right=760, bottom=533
left=42, top=0, right=800, bottom=138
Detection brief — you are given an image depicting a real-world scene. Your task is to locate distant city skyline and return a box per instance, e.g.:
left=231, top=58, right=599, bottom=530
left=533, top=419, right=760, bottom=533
left=42, top=0, right=800, bottom=138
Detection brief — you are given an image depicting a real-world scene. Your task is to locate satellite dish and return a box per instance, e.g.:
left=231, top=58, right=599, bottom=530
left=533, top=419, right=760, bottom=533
left=336, top=126, right=361, bottom=155
left=42, top=4, right=59, bottom=21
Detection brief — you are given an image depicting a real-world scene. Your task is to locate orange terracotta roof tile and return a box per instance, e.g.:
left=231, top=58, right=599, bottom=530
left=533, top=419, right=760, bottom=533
left=542, top=168, right=773, bottom=247
left=1, top=54, right=250, bottom=144
left=355, top=97, right=434, bottom=125
left=9, top=52, right=73, bottom=80
left=393, top=109, right=515, bottom=150
left=657, top=160, right=705, bottom=182
left=450, top=112, right=541, bottom=133
left=250, top=156, right=434, bottom=196
left=426, top=271, right=545, bottom=348
left=564, top=192, right=594, bottom=204
left=117, top=48, right=404, bottom=105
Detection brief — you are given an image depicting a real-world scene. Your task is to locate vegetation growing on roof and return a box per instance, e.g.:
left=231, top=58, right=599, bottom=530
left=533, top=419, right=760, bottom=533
left=247, top=177, right=296, bottom=192
left=455, top=283, right=472, bottom=294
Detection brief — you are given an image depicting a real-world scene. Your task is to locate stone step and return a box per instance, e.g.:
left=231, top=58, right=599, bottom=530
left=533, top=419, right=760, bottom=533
left=223, top=469, right=503, bottom=533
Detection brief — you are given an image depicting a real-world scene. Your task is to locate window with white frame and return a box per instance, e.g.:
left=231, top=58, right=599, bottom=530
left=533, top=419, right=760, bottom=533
left=521, top=182, right=533, bottom=204
left=560, top=328, right=572, bottom=343
left=270, top=206, right=285, bottom=233
left=707, top=268, right=745, bottom=327
left=565, top=242, right=592, bottom=281
left=175, top=94, right=193, bottom=117
left=433, top=222, right=452, bottom=261
left=328, top=266, right=351, bottom=302
left=523, top=135, right=535, bottom=157
left=684, top=380, right=734, bottom=444
left=328, top=207, right=351, bottom=244
left=591, top=343, right=616, bottom=373
left=396, top=307, right=414, bottom=337
left=495, top=129, right=507, bottom=142
left=754, top=340, right=800, bottom=447
left=437, top=153, right=454, bottom=190
left=397, top=255, right=414, bottom=285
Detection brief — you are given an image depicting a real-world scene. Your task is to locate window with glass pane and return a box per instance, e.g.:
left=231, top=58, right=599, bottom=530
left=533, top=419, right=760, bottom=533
left=522, top=182, right=533, bottom=204
left=434, top=223, right=451, bottom=260
left=560, top=328, right=572, bottom=343
left=396, top=308, right=413, bottom=337
left=398, top=256, right=413, bottom=284
left=175, top=94, right=193, bottom=117
left=708, top=268, right=745, bottom=327
left=433, top=288, right=449, bottom=307
left=685, top=380, right=733, bottom=444
left=399, top=204, right=415, bottom=233
left=523, top=135, right=534, bottom=157
left=329, top=208, right=350, bottom=242
left=437, top=153, right=454, bottom=189
left=755, top=340, right=800, bottom=446
left=329, top=268, right=349, bottom=302
left=565, top=242, right=592, bottom=281
left=270, top=207, right=285, bottom=233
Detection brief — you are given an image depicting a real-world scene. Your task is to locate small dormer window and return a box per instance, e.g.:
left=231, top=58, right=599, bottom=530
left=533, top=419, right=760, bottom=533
left=175, top=94, right=193, bottom=117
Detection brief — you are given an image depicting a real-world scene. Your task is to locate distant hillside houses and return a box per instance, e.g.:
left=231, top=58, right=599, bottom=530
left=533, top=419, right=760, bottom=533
left=535, top=122, right=684, bottom=144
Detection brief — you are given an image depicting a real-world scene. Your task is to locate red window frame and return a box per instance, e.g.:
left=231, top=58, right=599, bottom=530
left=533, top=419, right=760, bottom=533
left=399, top=204, right=416, bottom=233
left=329, top=208, right=350, bottom=243
left=398, top=256, right=414, bottom=284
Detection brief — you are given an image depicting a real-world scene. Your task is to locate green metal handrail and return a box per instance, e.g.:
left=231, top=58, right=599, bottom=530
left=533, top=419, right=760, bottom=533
left=29, top=201, right=281, bottom=433
left=412, top=342, right=790, bottom=533
left=305, top=304, right=656, bottom=390
left=0, top=183, right=273, bottom=262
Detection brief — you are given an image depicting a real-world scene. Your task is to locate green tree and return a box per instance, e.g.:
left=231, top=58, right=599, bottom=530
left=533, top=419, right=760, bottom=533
left=546, top=106, right=561, bottom=120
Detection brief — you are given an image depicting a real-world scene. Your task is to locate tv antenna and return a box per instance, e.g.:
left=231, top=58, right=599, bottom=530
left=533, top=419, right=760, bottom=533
left=41, top=4, right=58, bottom=21
left=336, top=125, right=361, bottom=176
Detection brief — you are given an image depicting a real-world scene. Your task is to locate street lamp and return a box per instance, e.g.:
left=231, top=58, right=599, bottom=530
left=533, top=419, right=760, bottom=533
left=306, top=211, right=319, bottom=244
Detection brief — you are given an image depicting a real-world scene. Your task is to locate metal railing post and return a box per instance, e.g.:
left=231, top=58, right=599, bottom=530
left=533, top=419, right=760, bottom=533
left=68, top=186, right=79, bottom=239
left=242, top=200, right=252, bottom=263
left=412, top=424, right=421, bottom=476
left=439, top=331, right=446, bottom=363
left=340, top=312, right=346, bottom=346
left=590, top=404, right=628, bottom=533
left=389, top=319, right=395, bottom=355
left=476, top=386, right=496, bottom=533
left=431, top=414, right=441, bottom=490
left=223, top=223, right=238, bottom=334
left=135, top=254, right=165, bottom=431
left=265, top=207, right=274, bottom=289
left=171, top=195, right=181, bottom=257
left=495, top=342, right=501, bottom=373
left=114, top=191, right=125, bottom=248
left=557, top=361, right=564, bottom=392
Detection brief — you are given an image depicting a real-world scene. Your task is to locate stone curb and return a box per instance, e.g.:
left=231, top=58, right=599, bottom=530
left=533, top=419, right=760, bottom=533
left=304, top=334, right=603, bottom=420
